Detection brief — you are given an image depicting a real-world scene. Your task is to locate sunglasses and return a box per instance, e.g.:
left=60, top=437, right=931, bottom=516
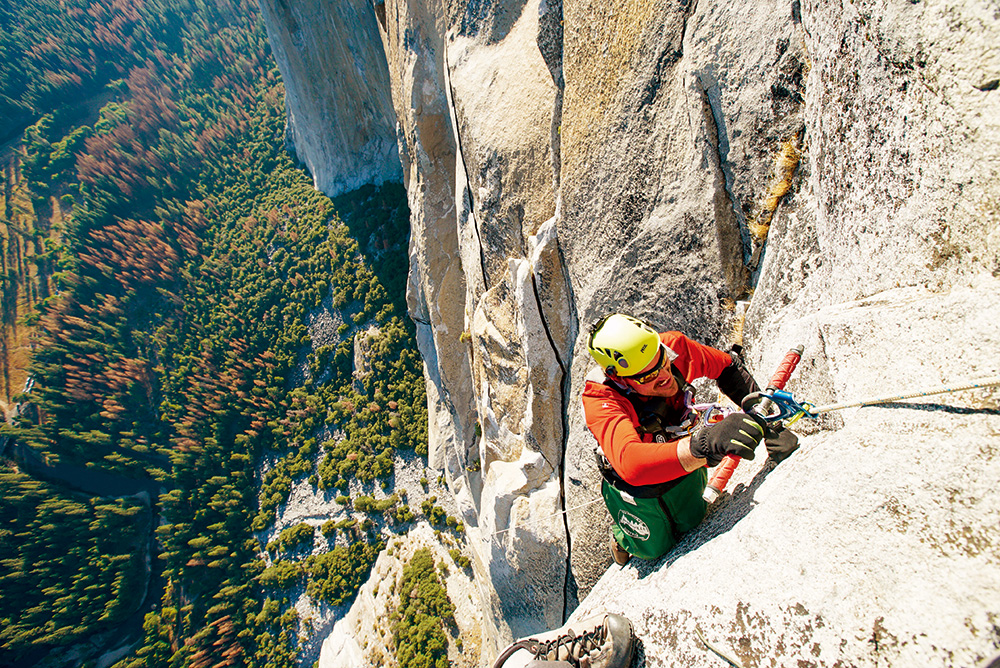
left=622, top=344, right=668, bottom=385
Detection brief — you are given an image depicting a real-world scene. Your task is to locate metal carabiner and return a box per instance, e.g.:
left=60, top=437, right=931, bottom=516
left=741, top=389, right=816, bottom=422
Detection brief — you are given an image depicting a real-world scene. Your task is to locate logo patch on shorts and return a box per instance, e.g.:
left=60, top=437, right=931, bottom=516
left=617, top=509, right=651, bottom=540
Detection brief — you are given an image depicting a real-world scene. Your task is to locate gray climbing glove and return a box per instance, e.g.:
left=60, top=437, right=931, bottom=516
left=691, top=413, right=767, bottom=466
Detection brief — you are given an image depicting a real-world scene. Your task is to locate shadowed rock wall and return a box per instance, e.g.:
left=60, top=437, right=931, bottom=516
left=257, top=0, right=402, bottom=195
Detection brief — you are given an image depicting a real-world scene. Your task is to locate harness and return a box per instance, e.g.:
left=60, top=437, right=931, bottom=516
left=608, top=363, right=732, bottom=440
left=595, top=364, right=733, bottom=497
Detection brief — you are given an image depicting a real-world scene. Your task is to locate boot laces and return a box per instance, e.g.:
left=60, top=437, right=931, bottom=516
left=531, top=619, right=608, bottom=666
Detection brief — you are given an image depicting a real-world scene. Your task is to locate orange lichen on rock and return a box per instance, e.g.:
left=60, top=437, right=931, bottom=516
left=750, top=136, right=803, bottom=241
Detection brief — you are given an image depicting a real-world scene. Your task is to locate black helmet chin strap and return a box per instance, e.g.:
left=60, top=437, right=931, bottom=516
left=671, top=364, right=693, bottom=395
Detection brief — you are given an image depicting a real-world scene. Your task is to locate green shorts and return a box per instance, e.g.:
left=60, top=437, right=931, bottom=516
left=602, top=468, right=708, bottom=560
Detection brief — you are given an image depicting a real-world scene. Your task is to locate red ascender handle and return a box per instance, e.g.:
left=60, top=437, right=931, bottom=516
left=703, top=345, right=803, bottom=502
left=767, top=345, right=803, bottom=390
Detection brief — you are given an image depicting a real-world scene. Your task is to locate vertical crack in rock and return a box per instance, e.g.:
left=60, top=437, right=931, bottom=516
left=528, top=275, right=568, bottom=379
left=521, top=214, right=575, bottom=622
left=639, top=0, right=699, bottom=110
left=700, top=73, right=750, bottom=266
left=698, top=81, right=749, bottom=298
left=443, top=41, right=490, bottom=290
left=748, top=17, right=810, bottom=281
left=678, top=0, right=699, bottom=59
left=537, top=0, right=564, bottom=195
left=551, top=87, right=564, bottom=197
left=527, top=269, right=571, bottom=620
left=558, top=348, right=574, bottom=621
left=747, top=130, right=804, bottom=274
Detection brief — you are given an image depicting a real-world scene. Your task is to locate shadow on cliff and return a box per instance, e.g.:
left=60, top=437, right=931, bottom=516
left=874, top=401, right=1000, bottom=416
left=625, top=461, right=778, bottom=582
left=331, top=182, right=411, bottom=312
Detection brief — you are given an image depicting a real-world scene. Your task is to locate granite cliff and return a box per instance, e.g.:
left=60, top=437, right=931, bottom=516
left=257, top=0, right=403, bottom=195
left=258, top=0, right=1000, bottom=665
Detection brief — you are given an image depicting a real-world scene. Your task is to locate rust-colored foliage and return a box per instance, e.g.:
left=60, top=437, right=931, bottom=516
left=80, top=218, right=180, bottom=287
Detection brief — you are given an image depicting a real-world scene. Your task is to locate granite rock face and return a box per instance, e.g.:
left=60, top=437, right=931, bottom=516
left=259, top=0, right=1000, bottom=664
left=256, top=0, right=402, bottom=195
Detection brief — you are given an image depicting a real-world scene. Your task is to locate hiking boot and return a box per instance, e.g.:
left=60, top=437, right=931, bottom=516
left=609, top=530, right=631, bottom=566
left=492, top=612, right=634, bottom=668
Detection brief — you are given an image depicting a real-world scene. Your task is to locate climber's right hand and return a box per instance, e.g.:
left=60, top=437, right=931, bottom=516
left=690, top=413, right=766, bottom=467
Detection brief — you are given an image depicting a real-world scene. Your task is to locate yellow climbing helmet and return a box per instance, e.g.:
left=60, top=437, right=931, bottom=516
left=587, top=314, right=665, bottom=377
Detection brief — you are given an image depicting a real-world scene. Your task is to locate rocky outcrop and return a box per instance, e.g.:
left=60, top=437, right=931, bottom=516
left=318, top=523, right=483, bottom=668
left=259, top=0, right=1000, bottom=665
left=256, top=0, right=402, bottom=195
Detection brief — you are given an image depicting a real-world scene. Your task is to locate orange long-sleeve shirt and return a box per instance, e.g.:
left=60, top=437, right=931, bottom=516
left=582, top=331, right=733, bottom=486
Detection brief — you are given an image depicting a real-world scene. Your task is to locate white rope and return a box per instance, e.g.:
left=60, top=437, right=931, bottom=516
left=809, top=375, right=1000, bottom=414
left=491, top=496, right=605, bottom=537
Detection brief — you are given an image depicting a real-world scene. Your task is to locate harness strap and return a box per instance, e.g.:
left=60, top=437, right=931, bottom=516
left=594, top=448, right=687, bottom=499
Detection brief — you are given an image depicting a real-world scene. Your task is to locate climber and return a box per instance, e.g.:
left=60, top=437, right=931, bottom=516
left=491, top=611, right=635, bottom=668
left=583, top=313, right=798, bottom=565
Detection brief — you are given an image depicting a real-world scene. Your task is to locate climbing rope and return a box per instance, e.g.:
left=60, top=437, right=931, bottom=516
left=762, top=375, right=1000, bottom=425
left=801, top=375, right=1000, bottom=417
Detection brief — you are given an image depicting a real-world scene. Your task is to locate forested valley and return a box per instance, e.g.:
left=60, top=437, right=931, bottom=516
left=0, top=1, right=446, bottom=666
